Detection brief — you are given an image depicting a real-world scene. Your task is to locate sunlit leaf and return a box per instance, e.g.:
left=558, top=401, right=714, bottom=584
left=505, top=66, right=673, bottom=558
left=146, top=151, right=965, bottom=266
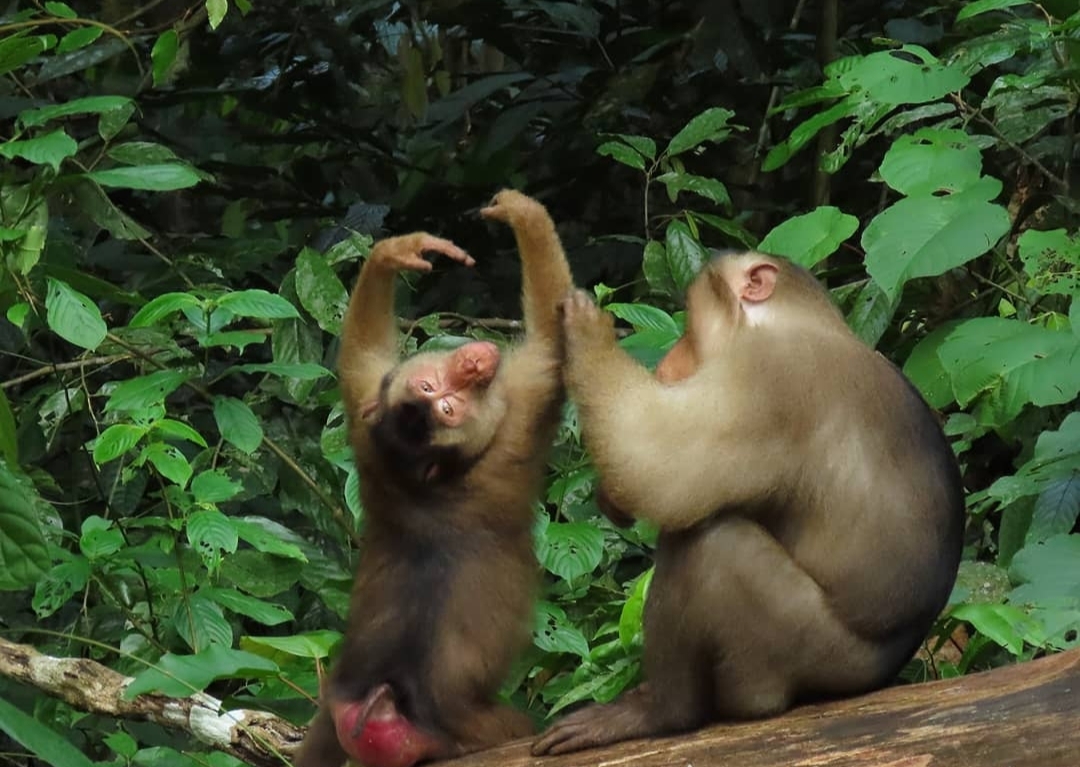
left=85, top=163, right=203, bottom=191
left=758, top=206, right=858, bottom=267
left=45, top=278, right=107, bottom=350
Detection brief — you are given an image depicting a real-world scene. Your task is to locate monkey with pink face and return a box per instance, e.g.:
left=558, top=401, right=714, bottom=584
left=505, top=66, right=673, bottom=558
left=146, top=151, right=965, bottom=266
left=534, top=250, right=964, bottom=755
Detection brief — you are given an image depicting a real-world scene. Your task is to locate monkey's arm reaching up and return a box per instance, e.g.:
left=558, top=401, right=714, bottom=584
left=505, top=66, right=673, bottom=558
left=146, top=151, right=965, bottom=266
left=480, top=190, right=573, bottom=354
left=560, top=289, right=791, bottom=530
left=339, top=234, right=475, bottom=434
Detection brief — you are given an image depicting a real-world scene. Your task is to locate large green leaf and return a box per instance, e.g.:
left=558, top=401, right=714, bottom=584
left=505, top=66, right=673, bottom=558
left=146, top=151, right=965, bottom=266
left=989, top=413, right=1080, bottom=506
left=45, top=278, right=107, bottom=350
left=837, top=45, right=970, bottom=105
left=533, top=601, right=590, bottom=658
left=217, top=289, right=300, bottom=320
left=537, top=522, right=604, bottom=581
left=758, top=206, right=858, bottom=268
left=665, top=107, right=738, bottom=156
left=19, top=95, right=133, bottom=127
left=125, top=645, right=278, bottom=698
left=878, top=128, right=985, bottom=196
left=0, top=465, right=50, bottom=590
left=0, top=696, right=95, bottom=767
left=0, top=389, right=16, bottom=466
left=606, top=303, right=679, bottom=335
left=1017, top=228, right=1080, bottom=297
left=863, top=178, right=1010, bottom=301
left=0, top=34, right=49, bottom=78
left=242, top=631, right=342, bottom=659
left=84, top=163, right=202, bottom=191
left=0, top=130, right=77, bottom=171
left=1009, top=534, right=1080, bottom=610
left=295, top=247, right=348, bottom=334
left=205, top=587, right=293, bottom=625
left=187, top=509, right=238, bottom=571
left=213, top=396, right=263, bottom=454
left=103, top=369, right=192, bottom=413
left=664, top=220, right=709, bottom=293
left=596, top=141, right=646, bottom=170
left=957, top=0, right=1031, bottom=20
left=935, top=318, right=1080, bottom=425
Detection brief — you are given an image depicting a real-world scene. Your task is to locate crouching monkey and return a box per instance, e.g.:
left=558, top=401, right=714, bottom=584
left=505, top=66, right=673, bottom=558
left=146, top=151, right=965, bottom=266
left=533, top=250, right=964, bottom=755
left=295, top=190, right=574, bottom=767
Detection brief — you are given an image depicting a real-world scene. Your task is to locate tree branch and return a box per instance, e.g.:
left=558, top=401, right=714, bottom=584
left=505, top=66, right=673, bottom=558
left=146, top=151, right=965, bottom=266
left=0, top=637, right=302, bottom=767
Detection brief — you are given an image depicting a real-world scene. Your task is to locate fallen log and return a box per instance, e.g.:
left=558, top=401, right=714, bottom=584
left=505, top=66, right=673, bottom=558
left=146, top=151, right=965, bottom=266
left=446, top=648, right=1080, bottom=767
left=2, top=635, right=1076, bottom=767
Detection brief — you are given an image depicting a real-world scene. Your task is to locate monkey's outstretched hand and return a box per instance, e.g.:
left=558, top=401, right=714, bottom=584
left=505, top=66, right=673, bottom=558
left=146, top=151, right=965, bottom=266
left=479, top=188, right=545, bottom=224
left=560, top=289, right=616, bottom=350
left=532, top=696, right=650, bottom=756
left=369, top=233, right=475, bottom=273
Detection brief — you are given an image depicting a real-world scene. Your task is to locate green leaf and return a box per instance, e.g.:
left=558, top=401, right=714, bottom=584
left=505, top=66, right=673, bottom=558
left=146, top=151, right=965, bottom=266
left=763, top=99, right=858, bottom=172
left=232, top=516, right=308, bottom=561
left=151, top=30, right=178, bottom=87
left=608, top=134, right=656, bottom=160
left=837, top=46, right=969, bottom=106
left=217, top=289, right=300, bottom=320
left=832, top=278, right=897, bottom=348
left=104, top=370, right=192, bottom=413
left=231, top=362, right=332, bottom=380
left=641, top=239, right=677, bottom=297
left=596, top=141, right=646, bottom=170
left=187, top=509, right=238, bottom=570
left=173, top=594, right=233, bottom=652
left=44, top=1, right=77, bottom=17
left=1017, top=229, right=1080, bottom=298
left=71, top=180, right=151, bottom=240
left=213, top=396, right=263, bottom=454
left=533, top=601, right=590, bottom=657
left=538, top=522, right=604, bottom=581
left=665, top=107, right=737, bottom=157
left=206, top=0, right=228, bottom=29
left=618, top=568, right=652, bottom=648
left=0, top=129, right=77, bottom=172
left=606, top=303, right=679, bottom=336
left=0, top=465, right=50, bottom=590
left=0, top=696, right=95, bottom=767
left=191, top=470, right=242, bottom=504
left=32, top=557, right=90, bottom=618
left=0, top=389, right=16, bottom=466
left=950, top=603, right=1029, bottom=656
left=664, top=220, right=709, bottom=293
left=56, top=26, right=103, bottom=54
left=97, top=101, right=136, bottom=141
left=295, top=247, right=348, bottom=333
left=989, top=413, right=1080, bottom=506
left=1009, top=534, right=1080, bottom=611
left=242, top=631, right=341, bottom=659
left=144, top=442, right=193, bottom=488
left=45, top=278, right=107, bottom=350
left=878, top=129, right=985, bottom=196
left=1027, top=480, right=1080, bottom=545
left=0, top=35, right=48, bottom=78
left=126, top=645, right=278, bottom=698
left=85, top=163, right=203, bottom=191
left=655, top=171, right=731, bottom=208
left=957, top=0, right=1030, bottom=21
left=935, top=319, right=1080, bottom=424
left=79, top=515, right=124, bottom=560
left=863, top=178, right=1010, bottom=301
left=19, top=95, right=133, bottom=128
left=902, top=322, right=961, bottom=409
left=758, top=207, right=859, bottom=268
left=93, top=423, right=148, bottom=463
left=107, top=141, right=181, bottom=165
left=151, top=418, right=209, bottom=448
left=204, top=587, right=293, bottom=625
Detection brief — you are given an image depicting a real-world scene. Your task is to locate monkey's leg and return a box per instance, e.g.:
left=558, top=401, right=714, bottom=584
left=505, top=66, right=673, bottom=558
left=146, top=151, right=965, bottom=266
left=673, top=517, right=893, bottom=717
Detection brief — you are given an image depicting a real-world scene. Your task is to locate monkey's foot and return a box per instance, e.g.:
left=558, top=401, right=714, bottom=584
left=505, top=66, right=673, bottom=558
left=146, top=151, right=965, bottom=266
left=531, top=701, right=652, bottom=756
left=480, top=189, right=545, bottom=225
left=371, top=233, right=475, bottom=273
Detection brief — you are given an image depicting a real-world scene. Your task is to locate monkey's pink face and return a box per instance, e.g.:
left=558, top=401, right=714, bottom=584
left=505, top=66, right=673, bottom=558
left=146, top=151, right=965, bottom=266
left=405, top=341, right=501, bottom=427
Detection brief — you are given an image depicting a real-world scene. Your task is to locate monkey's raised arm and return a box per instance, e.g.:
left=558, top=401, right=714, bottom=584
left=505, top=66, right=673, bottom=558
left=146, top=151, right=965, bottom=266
left=339, top=234, right=474, bottom=418
left=480, top=190, right=573, bottom=350
left=560, top=290, right=788, bottom=531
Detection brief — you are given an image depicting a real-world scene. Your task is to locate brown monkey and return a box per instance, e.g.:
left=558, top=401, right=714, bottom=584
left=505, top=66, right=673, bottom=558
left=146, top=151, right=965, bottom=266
left=296, top=190, right=574, bottom=767
left=533, top=251, right=964, bottom=755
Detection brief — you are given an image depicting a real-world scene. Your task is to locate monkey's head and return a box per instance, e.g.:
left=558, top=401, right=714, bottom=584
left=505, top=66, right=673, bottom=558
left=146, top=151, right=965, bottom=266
left=365, top=341, right=509, bottom=483
left=656, top=251, right=843, bottom=384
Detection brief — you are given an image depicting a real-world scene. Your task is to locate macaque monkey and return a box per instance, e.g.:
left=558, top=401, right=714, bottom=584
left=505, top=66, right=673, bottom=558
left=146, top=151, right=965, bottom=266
left=295, top=190, right=574, bottom=767
left=533, top=251, right=964, bottom=755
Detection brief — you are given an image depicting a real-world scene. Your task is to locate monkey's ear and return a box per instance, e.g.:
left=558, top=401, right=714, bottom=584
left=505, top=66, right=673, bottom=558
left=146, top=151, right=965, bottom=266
left=741, top=262, right=779, bottom=303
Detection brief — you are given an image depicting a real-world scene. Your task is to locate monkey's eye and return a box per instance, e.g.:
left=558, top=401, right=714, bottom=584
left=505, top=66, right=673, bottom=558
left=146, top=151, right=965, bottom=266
left=420, top=381, right=434, bottom=393
left=441, top=400, right=454, bottom=416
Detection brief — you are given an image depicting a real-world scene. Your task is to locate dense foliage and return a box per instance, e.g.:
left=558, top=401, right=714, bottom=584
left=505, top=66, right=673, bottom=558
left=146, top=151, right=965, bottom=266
left=1, top=0, right=1078, bottom=764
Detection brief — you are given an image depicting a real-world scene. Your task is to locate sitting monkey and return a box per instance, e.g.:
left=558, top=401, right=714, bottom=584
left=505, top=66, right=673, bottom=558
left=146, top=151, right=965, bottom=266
left=533, top=250, right=964, bottom=755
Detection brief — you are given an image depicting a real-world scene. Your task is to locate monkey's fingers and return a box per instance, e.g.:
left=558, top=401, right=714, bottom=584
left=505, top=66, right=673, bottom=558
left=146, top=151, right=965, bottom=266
left=531, top=718, right=607, bottom=756
left=415, top=234, right=476, bottom=268
left=479, top=188, right=537, bottom=224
